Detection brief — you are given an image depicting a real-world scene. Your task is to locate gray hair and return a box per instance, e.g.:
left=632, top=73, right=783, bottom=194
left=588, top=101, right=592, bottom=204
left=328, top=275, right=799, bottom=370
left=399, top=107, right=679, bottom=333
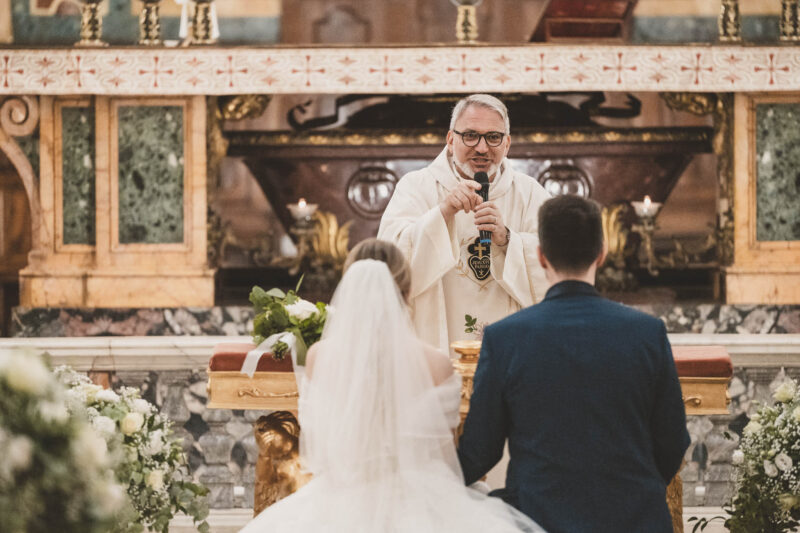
left=449, top=94, right=510, bottom=135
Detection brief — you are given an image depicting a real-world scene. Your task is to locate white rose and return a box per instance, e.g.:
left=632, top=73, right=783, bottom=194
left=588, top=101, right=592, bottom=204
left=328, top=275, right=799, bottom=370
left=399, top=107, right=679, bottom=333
left=743, top=421, right=762, bottom=436
left=6, top=436, right=32, bottom=472
left=120, top=412, right=145, bottom=435
left=773, top=381, right=797, bottom=403
left=131, top=398, right=153, bottom=415
left=95, top=389, right=120, bottom=403
left=775, top=452, right=793, bottom=472
left=793, top=407, right=800, bottom=423
left=732, top=450, right=745, bottom=465
left=3, top=356, right=51, bottom=395
left=91, top=415, right=117, bottom=437
left=142, top=430, right=165, bottom=456
left=146, top=469, right=165, bottom=491
left=764, top=460, right=779, bottom=477
left=285, top=299, right=318, bottom=321
left=79, top=383, right=103, bottom=403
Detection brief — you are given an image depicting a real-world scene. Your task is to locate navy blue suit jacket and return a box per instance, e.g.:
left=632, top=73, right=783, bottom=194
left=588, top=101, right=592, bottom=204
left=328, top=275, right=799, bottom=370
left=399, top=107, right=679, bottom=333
left=458, top=281, right=690, bottom=533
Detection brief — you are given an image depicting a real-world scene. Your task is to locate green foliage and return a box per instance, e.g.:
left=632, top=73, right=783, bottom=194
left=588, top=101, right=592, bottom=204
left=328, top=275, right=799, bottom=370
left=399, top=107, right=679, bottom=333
left=464, top=314, right=478, bottom=334
left=250, top=276, right=328, bottom=366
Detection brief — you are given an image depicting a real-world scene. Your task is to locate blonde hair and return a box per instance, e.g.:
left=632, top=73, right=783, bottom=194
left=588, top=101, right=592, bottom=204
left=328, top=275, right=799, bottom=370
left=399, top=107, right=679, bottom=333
left=344, top=238, right=411, bottom=301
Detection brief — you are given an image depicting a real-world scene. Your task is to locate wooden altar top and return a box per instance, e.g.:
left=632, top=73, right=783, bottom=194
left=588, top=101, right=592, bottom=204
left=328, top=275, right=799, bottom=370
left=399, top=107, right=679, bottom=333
left=1, top=44, right=799, bottom=95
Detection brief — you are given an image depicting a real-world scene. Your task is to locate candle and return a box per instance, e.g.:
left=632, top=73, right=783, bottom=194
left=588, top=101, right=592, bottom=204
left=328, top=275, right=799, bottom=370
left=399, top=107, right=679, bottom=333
left=631, top=195, right=662, bottom=218
left=287, top=198, right=318, bottom=220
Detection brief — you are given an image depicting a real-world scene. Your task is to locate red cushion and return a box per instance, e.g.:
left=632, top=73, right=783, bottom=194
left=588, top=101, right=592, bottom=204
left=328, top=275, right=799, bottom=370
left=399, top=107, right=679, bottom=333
left=209, top=343, right=294, bottom=372
left=672, top=345, right=732, bottom=378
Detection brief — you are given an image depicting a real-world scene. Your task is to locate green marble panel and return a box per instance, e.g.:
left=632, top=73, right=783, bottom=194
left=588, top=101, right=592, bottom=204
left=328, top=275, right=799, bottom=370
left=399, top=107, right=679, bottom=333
left=16, top=130, right=40, bottom=179
left=756, top=103, right=800, bottom=242
left=61, top=107, right=96, bottom=245
left=118, top=105, right=184, bottom=244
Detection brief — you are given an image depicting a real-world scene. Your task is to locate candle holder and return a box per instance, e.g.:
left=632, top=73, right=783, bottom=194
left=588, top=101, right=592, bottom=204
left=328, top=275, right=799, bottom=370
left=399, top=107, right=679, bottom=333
left=191, top=0, right=218, bottom=45
left=286, top=199, right=318, bottom=275
left=450, top=0, right=483, bottom=43
left=781, top=0, right=800, bottom=41
left=718, top=0, right=742, bottom=42
left=76, top=0, right=107, bottom=47
left=139, top=0, right=163, bottom=46
left=630, top=196, right=663, bottom=277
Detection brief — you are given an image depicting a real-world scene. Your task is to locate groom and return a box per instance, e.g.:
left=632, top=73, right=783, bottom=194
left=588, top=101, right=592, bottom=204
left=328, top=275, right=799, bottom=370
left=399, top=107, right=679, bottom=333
left=457, top=195, right=690, bottom=533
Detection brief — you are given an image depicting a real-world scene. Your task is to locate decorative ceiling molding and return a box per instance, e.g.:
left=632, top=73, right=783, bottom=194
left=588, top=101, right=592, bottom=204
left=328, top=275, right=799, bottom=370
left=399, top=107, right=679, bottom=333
left=1, top=45, right=799, bottom=95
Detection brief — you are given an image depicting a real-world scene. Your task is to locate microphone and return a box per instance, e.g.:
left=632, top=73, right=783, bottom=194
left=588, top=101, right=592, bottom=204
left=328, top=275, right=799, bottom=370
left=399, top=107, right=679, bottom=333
left=475, top=171, right=491, bottom=244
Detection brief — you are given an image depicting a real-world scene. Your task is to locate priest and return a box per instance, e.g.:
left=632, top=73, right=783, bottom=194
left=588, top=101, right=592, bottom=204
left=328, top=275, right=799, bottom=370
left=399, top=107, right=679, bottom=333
left=378, top=94, right=551, bottom=353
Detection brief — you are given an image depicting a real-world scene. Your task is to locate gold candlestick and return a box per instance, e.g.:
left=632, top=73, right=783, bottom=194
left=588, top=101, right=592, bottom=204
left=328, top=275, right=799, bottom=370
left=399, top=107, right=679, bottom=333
left=191, top=0, right=218, bottom=45
left=780, top=0, right=800, bottom=41
left=630, top=196, right=663, bottom=277
left=718, top=0, right=742, bottom=42
left=139, top=0, right=163, bottom=46
left=450, top=0, right=483, bottom=44
left=76, top=0, right=107, bottom=47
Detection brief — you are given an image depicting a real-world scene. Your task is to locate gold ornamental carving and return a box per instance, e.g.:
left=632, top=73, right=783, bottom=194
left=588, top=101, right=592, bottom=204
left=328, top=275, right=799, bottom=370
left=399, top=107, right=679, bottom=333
left=238, top=387, right=299, bottom=400
left=781, top=0, right=800, bottom=41
left=660, top=92, right=734, bottom=266
left=76, top=0, right=107, bottom=47
left=311, top=211, right=352, bottom=272
left=191, top=0, right=218, bottom=45
left=601, top=204, right=629, bottom=269
left=667, top=470, right=684, bottom=533
left=138, top=0, right=163, bottom=46
left=254, top=412, right=311, bottom=515
left=229, top=128, right=712, bottom=148
left=718, top=0, right=742, bottom=42
left=219, top=95, right=272, bottom=121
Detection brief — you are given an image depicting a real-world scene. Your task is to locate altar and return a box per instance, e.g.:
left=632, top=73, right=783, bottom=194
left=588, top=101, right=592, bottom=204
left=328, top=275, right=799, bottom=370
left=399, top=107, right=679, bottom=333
left=206, top=339, right=733, bottom=529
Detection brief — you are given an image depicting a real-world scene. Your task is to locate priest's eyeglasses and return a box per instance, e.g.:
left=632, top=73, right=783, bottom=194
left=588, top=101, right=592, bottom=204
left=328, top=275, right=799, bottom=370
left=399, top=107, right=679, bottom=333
left=452, top=130, right=505, bottom=147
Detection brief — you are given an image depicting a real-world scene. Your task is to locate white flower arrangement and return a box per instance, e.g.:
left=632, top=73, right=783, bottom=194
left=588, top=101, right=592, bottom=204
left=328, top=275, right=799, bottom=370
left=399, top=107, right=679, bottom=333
left=694, top=376, right=800, bottom=533
left=250, top=279, right=328, bottom=365
left=55, top=366, right=210, bottom=533
left=0, top=349, right=124, bottom=533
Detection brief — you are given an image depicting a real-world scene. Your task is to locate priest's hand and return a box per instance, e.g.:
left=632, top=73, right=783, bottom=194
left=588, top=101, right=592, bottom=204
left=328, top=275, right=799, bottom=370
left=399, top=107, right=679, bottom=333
left=474, top=202, right=509, bottom=246
left=439, top=180, right=483, bottom=220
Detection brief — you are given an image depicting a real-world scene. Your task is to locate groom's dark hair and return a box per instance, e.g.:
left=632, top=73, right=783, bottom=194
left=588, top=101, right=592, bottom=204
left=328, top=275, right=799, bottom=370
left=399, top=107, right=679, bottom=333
left=538, top=195, right=604, bottom=273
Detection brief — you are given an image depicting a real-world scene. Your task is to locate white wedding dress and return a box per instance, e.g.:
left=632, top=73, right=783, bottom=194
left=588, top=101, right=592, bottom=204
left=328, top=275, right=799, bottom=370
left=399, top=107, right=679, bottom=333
left=239, top=260, right=544, bottom=533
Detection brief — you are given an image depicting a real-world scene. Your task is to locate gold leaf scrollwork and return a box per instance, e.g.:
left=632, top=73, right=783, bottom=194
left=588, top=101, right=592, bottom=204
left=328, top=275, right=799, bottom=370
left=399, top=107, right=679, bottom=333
left=219, top=95, right=272, bottom=121
left=311, top=211, right=352, bottom=272
left=601, top=204, right=629, bottom=269
left=238, top=387, right=299, bottom=399
left=660, top=92, right=717, bottom=116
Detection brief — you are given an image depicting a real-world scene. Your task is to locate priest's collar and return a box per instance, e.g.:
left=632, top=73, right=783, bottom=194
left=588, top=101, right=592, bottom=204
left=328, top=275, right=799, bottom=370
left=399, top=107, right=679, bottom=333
left=433, top=148, right=513, bottom=200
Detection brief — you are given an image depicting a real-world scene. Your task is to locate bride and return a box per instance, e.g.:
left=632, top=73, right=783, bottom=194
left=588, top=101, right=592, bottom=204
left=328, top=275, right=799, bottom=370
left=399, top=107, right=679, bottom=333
left=240, top=239, right=544, bottom=532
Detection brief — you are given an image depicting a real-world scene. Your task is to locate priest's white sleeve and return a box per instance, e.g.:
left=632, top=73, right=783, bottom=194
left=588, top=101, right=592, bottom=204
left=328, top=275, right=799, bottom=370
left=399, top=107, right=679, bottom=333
left=378, top=173, right=459, bottom=298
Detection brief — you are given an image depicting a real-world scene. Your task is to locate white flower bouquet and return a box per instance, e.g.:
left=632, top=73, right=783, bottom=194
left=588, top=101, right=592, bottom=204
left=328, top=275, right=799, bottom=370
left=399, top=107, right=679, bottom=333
left=693, top=377, right=800, bottom=533
left=249, top=277, right=328, bottom=366
left=0, top=349, right=125, bottom=533
left=56, top=367, right=210, bottom=533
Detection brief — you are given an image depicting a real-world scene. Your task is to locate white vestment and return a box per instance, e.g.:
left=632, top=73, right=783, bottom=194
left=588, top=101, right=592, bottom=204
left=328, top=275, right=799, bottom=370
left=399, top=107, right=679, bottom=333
left=378, top=148, right=551, bottom=353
